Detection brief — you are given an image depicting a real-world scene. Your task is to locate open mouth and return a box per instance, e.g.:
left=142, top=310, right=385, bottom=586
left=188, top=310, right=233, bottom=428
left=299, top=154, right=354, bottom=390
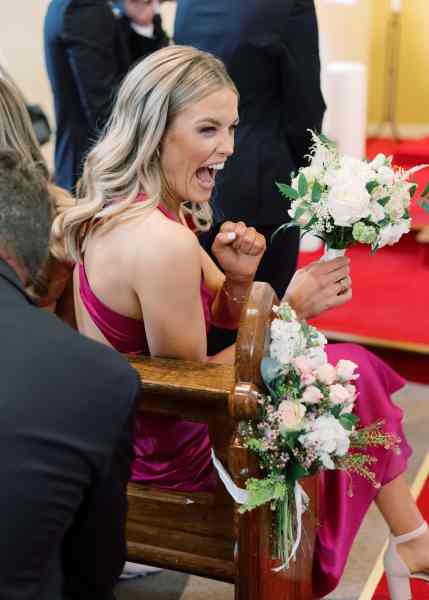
left=195, top=163, right=225, bottom=189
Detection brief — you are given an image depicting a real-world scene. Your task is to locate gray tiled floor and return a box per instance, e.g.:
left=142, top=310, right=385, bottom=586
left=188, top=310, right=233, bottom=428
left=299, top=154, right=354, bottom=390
left=116, top=382, right=429, bottom=600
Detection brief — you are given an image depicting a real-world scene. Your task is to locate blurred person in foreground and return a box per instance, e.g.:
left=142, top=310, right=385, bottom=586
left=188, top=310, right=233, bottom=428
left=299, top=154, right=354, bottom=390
left=0, top=75, right=75, bottom=323
left=44, top=0, right=168, bottom=192
left=0, top=148, right=140, bottom=599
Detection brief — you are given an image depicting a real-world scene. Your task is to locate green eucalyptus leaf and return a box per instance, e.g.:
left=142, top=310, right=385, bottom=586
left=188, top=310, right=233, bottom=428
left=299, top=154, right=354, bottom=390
left=366, top=181, right=378, bottom=194
left=276, top=182, right=299, bottom=200
left=339, top=413, right=359, bottom=431
left=421, top=182, right=429, bottom=197
left=409, top=184, right=418, bottom=198
left=377, top=197, right=390, bottom=207
left=421, top=200, right=429, bottom=214
left=311, top=180, right=322, bottom=203
left=298, top=174, right=308, bottom=197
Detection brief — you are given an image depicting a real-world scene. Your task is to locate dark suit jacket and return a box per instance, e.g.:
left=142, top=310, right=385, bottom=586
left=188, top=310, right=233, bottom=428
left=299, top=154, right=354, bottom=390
left=175, top=0, right=326, bottom=226
left=0, top=259, right=140, bottom=600
left=44, top=0, right=168, bottom=192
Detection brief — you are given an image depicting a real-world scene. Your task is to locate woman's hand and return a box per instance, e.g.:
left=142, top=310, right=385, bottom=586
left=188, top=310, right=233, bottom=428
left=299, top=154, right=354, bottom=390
left=211, top=221, right=266, bottom=283
left=283, top=256, right=352, bottom=320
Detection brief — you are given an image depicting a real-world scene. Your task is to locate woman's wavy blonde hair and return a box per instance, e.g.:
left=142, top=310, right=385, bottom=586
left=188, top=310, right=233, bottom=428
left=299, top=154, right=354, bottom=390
left=0, top=73, right=74, bottom=296
left=54, top=45, right=238, bottom=262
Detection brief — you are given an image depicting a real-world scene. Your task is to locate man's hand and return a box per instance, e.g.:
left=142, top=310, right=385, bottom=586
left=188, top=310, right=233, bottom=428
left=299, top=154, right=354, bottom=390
left=283, top=256, right=352, bottom=320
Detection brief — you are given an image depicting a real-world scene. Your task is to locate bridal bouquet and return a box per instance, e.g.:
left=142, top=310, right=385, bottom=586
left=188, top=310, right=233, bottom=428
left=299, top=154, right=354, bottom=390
left=277, top=132, right=427, bottom=257
left=239, top=302, right=400, bottom=569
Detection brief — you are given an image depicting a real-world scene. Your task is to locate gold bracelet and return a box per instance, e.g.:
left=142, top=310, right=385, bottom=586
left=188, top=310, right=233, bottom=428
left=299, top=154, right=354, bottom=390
left=222, top=281, right=250, bottom=304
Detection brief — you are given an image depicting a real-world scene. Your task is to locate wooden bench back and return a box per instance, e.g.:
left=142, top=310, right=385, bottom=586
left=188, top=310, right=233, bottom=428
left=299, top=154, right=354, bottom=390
left=127, top=282, right=318, bottom=599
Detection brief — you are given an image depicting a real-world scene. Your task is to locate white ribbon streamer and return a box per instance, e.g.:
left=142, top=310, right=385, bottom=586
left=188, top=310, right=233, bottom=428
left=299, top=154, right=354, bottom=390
left=211, top=450, right=249, bottom=505
left=212, top=451, right=309, bottom=572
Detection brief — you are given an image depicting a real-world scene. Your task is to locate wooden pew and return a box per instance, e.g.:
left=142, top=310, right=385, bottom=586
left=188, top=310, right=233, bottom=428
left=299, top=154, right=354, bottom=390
left=127, top=282, right=319, bottom=600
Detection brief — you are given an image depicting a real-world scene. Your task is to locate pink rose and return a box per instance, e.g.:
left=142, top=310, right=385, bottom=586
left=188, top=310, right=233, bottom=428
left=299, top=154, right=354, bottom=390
left=336, top=359, right=359, bottom=382
left=316, top=363, right=336, bottom=385
left=302, top=385, right=323, bottom=405
left=277, top=400, right=306, bottom=432
left=329, top=384, right=352, bottom=405
left=293, top=355, right=313, bottom=375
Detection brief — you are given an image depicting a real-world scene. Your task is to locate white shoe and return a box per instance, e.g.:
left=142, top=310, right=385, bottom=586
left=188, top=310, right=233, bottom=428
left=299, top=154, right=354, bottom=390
left=120, top=561, right=163, bottom=580
left=383, top=522, right=429, bottom=600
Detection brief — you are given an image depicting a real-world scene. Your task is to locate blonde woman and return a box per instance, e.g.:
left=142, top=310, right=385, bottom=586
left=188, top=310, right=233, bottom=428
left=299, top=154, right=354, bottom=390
left=0, top=75, right=74, bottom=318
left=54, top=46, right=428, bottom=598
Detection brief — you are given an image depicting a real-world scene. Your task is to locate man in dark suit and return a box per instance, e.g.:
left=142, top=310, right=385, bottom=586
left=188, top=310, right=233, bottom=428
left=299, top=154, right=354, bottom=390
left=0, top=149, right=140, bottom=599
left=44, top=0, right=168, bottom=192
left=175, top=0, right=326, bottom=303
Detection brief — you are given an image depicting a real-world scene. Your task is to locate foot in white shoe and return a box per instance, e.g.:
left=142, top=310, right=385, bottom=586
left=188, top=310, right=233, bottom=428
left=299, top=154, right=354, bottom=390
left=120, top=561, right=163, bottom=580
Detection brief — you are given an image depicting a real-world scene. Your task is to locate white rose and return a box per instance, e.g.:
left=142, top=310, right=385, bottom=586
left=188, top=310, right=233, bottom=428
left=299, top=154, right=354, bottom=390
left=327, top=178, right=371, bottom=226
left=336, top=359, right=358, bottom=381
left=278, top=400, right=306, bottom=433
left=338, top=156, right=375, bottom=185
left=377, top=221, right=410, bottom=248
left=368, top=201, right=386, bottom=223
left=316, top=363, right=337, bottom=385
left=299, top=415, right=351, bottom=467
left=329, top=383, right=352, bottom=405
left=375, top=165, right=395, bottom=187
left=302, top=385, right=323, bottom=405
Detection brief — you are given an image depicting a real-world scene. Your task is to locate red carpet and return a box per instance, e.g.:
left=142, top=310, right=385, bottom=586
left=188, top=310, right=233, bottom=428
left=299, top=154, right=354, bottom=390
left=296, top=137, right=429, bottom=383
left=371, top=470, right=429, bottom=599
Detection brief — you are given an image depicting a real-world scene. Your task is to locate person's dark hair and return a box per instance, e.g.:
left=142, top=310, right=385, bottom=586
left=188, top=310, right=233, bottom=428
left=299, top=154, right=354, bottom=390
left=0, top=148, right=51, bottom=284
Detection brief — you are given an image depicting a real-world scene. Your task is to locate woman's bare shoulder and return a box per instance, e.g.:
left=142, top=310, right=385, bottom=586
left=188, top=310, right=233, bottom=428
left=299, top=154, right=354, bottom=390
left=130, top=209, right=201, bottom=274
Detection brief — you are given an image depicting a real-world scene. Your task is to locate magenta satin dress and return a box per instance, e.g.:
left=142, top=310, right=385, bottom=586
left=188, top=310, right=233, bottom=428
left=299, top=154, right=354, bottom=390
left=78, top=206, right=411, bottom=595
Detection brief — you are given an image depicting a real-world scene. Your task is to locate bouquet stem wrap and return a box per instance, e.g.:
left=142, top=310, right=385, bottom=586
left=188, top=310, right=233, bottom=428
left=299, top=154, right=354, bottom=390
left=321, top=246, right=346, bottom=262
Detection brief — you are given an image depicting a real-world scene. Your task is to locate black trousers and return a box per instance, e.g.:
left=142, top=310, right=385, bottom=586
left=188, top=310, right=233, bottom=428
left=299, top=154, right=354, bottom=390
left=199, top=223, right=300, bottom=355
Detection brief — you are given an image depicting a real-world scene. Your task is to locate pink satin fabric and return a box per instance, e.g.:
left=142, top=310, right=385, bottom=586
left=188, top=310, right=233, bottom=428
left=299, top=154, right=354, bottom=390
left=313, top=343, right=411, bottom=597
left=78, top=203, right=216, bottom=492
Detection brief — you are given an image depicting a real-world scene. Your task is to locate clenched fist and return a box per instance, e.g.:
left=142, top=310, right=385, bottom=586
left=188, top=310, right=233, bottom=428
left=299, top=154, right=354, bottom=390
left=212, top=221, right=266, bottom=283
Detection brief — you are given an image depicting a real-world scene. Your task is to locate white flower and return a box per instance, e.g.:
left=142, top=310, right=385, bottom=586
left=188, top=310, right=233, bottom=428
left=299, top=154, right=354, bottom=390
left=299, top=415, right=351, bottom=469
left=278, top=400, right=306, bottom=433
left=300, top=165, right=323, bottom=184
left=327, top=177, right=371, bottom=226
left=311, top=144, right=336, bottom=172
left=377, top=221, right=410, bottom=248
left=385, top=190, right=407, bottom=221
left=336, top=359, right=358, bottom=381
left=315, top=363, right=336, bottom=385
left=329, top=383, right=353, bottom=405
left=338, top=156, right=375, bottom=185
left=302, top=385, right=323, bottom=405
left=370, top=153, right=387, bottom=170
left=306, top=347, right=328, bottom=369
left=270, top=319, right=306, bottom=364
left=368, top=201, right=386, bottom=223
left=375, top=166, right=395, bottom=187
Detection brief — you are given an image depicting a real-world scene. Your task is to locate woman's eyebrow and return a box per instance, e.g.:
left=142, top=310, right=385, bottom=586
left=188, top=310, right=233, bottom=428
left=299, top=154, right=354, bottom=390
left=196, top=117, right=240, bottom=126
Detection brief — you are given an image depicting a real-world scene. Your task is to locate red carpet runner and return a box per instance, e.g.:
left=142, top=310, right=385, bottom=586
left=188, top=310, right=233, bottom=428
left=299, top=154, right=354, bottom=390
left=371, top=470, right=429, bottom=599
left=297, top=137, right=429, bottom=383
